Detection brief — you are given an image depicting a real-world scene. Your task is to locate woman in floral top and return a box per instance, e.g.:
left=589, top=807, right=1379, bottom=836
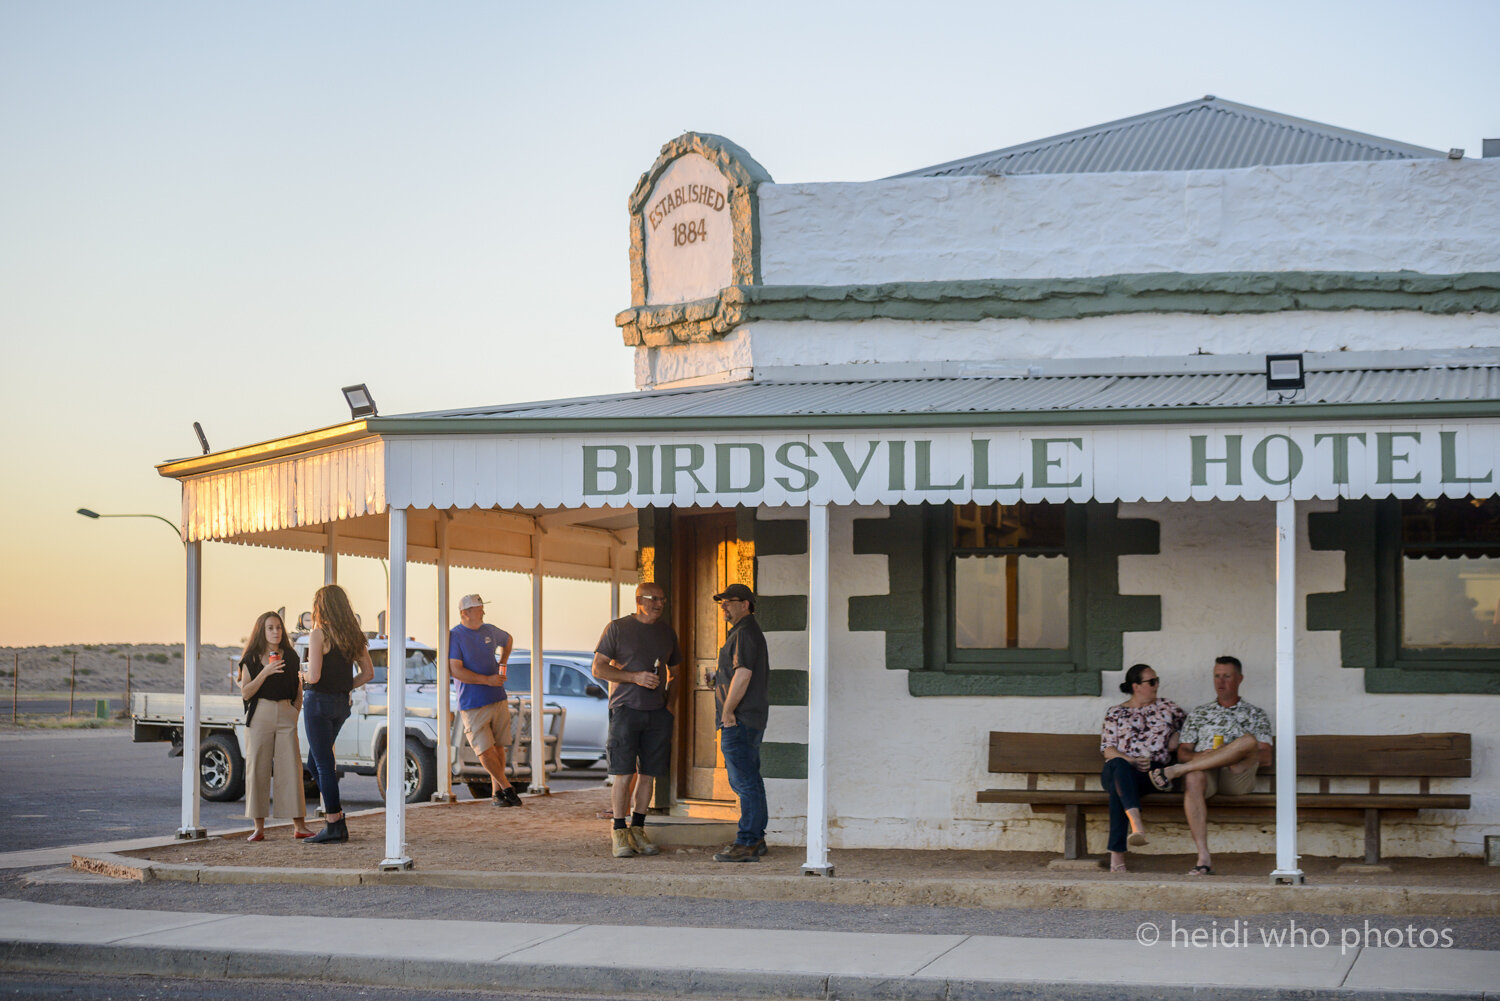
left=1099, top=663, right=1184, bottom=872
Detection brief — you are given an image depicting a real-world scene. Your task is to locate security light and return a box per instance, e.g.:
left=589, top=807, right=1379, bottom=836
left=1265, top=354, right=1305, bottom=392
left=342, top=384, right=378, bottom=419
left=193, top=421, right=210, bottom=454
left=1447, top=148, right=1465, bottom=160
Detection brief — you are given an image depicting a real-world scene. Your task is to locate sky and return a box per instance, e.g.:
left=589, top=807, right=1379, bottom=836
left=2, top=0, right=1497, bottom=649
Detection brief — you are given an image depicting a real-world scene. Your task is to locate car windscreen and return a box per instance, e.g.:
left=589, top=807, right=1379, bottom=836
left=369, top=647, right=439, bottom=686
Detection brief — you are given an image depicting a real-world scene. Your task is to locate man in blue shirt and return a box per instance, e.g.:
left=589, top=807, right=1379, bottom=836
left=449, top=594, right=521, bottom=808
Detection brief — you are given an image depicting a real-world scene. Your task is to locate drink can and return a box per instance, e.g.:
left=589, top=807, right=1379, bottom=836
left=1211, top=734, right=1224, bottom=750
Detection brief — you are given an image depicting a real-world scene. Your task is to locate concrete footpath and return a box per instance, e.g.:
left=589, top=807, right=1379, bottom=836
left=2, top=895, right=1498, bottom=1000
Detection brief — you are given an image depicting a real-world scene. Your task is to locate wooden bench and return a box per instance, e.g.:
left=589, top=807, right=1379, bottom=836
left=977, top=731, right=1471, bottom=864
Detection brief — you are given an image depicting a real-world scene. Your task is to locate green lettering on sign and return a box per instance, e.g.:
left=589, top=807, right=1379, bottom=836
left=888, top=440, right=907, bottom=491
left=1313, top=433, right=1366, bottom=485
left=635, top=444, right=655, bottom=495
left=915, top=440, right=964, bottom=491
left=1251, top=434, right=1304, bottom=486
left=1190, top=434, right=1243, bottom=487
left=825, top=441, right=881, bottom=490
left=1031, top=438, right=1083, bottom=489
left=972, top=439, right=1023, bottom=491
left=660, top=444, right=709, bottom=494
left=1440, top=431, right=1493, bottom=485
left=774, top=441, right=819, bottom=492
left=582, top=446, right=631, bottom=496
left=714, top=443, right=765, bottom=494
left=1376, top=432, right=1422, bottom=485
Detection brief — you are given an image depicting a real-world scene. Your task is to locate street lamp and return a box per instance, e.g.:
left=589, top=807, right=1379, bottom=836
left=76, top=508, right=184, bottom=543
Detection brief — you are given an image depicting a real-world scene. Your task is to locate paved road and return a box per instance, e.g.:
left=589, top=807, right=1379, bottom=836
left=0, top=730, right=603, bottom=851
left=0, top=972, right=685, bottom=1001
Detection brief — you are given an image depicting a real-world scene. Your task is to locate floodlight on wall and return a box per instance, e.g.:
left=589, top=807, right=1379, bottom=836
left=1447, top=148, right=1465, bottom=160
left=342, top=384, right=378, bottom=419
left=1265, top=354, right=1306, bottom=392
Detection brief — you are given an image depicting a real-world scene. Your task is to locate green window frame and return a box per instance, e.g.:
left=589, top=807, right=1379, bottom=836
left=925, top=501, right=1086, bottom=678
left=1376, top=497, right=1500, bottom=682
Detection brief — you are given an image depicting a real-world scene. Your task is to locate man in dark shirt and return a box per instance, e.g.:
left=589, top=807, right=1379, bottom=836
left=709, top=582, right=771, bottom=863
left=592, top=581, right=682, bottom=858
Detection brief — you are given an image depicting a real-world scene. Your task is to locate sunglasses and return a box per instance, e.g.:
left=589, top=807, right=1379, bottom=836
left=637, top=596, right=666, bottom=604
left=1138, top=677, right=1159, bottom=687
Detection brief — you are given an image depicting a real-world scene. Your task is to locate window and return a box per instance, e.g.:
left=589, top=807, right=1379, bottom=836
left=951, top=502, right=1070, bottom=649
left=925, top=501, right=1085, bottom=678
left=369, top=647, right=438, bottom=686
left=1398, top=497, right=1500, bottom=653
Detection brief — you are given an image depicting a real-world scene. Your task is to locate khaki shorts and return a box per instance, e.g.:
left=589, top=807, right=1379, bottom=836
left=460, top=700, right=512, bottom=756
left=1203, top=760, right=1258, bottom=799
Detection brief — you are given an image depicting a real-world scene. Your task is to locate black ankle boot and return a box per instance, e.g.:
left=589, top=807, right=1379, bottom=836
left=304, top=817, right=348, bottom=844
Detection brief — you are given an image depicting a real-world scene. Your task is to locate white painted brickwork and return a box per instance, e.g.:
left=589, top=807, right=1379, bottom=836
left=759, top=159, right=1500, bottom=285
left=758, top=504, right=1494, bottom=858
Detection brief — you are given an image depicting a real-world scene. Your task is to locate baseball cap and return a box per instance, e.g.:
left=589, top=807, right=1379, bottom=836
left=712, top=583, right=756, bottom=604
left=458, top=594, right=486, bottom=611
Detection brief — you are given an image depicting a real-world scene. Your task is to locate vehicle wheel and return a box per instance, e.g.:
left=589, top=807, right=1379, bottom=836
left=464, top=779, right=493, bottom=800
left=200, top=732, right=245, bottom=802
left=376, top=737, right=438, bottom=804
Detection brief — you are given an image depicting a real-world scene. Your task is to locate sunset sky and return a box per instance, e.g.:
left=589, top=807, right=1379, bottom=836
left=2, top=1, right=1496, bottom=649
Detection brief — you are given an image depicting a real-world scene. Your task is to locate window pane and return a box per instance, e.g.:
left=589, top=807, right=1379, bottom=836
left=954, top=554, right=1069, bottom=649
left=505, top=663, right=531, bottom=692
left=1402, top=556, right=1500, bottom=648
left=954, top=501, right=1066, bottom=550
left=1401, top=497, right=1500, bottom=546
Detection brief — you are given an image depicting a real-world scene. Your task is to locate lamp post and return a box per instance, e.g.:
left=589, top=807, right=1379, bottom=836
left=76, top=506, right=203, bottom=839
left=76, top=508, right=184, bottom=543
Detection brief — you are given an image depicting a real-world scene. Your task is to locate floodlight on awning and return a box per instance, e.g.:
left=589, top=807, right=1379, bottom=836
left=342, top=384, right=378, bottom=419
left=1265, top=354, right=1305, bottom=392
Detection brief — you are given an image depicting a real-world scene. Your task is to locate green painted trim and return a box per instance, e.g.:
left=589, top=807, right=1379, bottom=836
left=754, top=518, right=808, bottom=557
left=617, top=271, right=1500, bottom=346
left=367, top=398, right=1500, bottom=437
left=1308, top=497, right=1500, bottom=693
left=757, top=594, right=808, bottom=633
left=850, top=505, right=927, bottom=679
left=850, top=502, right=1162, bottom=696
left=760, top=741, right=808, bottom=780
left=1307, top=499, right=1379, bottom=671
left=768, top=669, right=809, bottom=706
left=626, top=133, right=772, bottom=309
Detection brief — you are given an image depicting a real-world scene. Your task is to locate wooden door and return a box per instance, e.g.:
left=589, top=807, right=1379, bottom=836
left=673, top=510, right=741, bottom=803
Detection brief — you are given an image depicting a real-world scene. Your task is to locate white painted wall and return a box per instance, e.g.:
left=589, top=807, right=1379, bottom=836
left=639, top=311, right=1500, bottom=386
left=759, top=159, right=1500, bottom=285
left=755, top=502, right=1495, bottom=858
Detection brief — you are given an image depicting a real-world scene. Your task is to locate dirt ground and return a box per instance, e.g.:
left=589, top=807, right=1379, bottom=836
left=0, top=643, right=241, bottom=698
left=123, top=787, right=1500, bottom=890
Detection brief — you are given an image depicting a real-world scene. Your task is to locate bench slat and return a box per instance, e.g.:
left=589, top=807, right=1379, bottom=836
left=977, top=789, right=1470, bottom=811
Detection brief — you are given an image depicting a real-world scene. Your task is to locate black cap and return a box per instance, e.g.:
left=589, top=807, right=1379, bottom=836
left=712, top=583, right=756, bottom=604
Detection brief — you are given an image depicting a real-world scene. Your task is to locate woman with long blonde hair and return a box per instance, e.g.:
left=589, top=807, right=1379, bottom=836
left=300, top=584, right=374, bottom=844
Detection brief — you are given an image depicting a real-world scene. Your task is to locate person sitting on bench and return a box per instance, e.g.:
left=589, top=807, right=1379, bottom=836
left=1149, top=655, right=1272, bottom=876
left=1099, top=663, right=1184, bottom=873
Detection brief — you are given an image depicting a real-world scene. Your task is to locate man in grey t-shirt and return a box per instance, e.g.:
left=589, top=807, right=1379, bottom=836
left=592, top=581, right=682, bottom=858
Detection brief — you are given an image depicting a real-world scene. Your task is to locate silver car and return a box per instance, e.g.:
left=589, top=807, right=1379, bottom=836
left=503, top=650, right=607, bottom=769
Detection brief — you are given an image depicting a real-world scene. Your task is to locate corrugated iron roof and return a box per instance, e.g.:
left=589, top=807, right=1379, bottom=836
left=389, top=365, right=1500, bottom=425
left=890, top=97, right=1445, bottom=178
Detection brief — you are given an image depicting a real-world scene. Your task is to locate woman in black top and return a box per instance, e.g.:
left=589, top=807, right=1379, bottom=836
left=237, top=611, right=313, bottom=841
left=299, top=584, right=374, bottom=844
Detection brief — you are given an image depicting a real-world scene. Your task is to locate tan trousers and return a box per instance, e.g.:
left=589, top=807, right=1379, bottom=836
left=244, top=699, right=307, bottom=820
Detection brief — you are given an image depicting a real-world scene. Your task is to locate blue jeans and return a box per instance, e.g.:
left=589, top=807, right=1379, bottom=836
left=1100, top=756, right=1157, bottom=853
left=719, top=724, right=766, bottom=846
left=303, top=691, right=350, bottom=815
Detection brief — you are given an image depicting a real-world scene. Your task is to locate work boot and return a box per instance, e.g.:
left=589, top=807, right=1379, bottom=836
left=627, top=825, right=660, bottom=856
left=493, top=790, right=516, bottom=808
left=611, top=828, right=637, bottom=858
left=304, top=818, right=348, bottom=844
left=712, top=842, right=759, bottom=863
left=502, top=786, right=524, bottom=807
left=751, top=838, right=768, bottom=857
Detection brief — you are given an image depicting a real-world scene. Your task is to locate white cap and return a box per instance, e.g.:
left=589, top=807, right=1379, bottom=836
left=458, top=594, right=486, bottom=611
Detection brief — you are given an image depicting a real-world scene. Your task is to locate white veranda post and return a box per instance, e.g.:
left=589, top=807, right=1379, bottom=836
left=324, top=524, right=337, bottom=585
left=435, top=516, right=453, bottom=802
left=1270, top=497, right=1303, bottom=884
left=530, top=536, right=548, bottom=795
left=178, top=540, right=205, bottom=839
left=381, top=507, right=413, bottom=870
left=803, top=503, right=833, bottom=875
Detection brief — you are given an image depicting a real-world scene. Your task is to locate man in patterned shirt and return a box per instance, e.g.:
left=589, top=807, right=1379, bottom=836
left=1149, top=656, right=1272, bottom=875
